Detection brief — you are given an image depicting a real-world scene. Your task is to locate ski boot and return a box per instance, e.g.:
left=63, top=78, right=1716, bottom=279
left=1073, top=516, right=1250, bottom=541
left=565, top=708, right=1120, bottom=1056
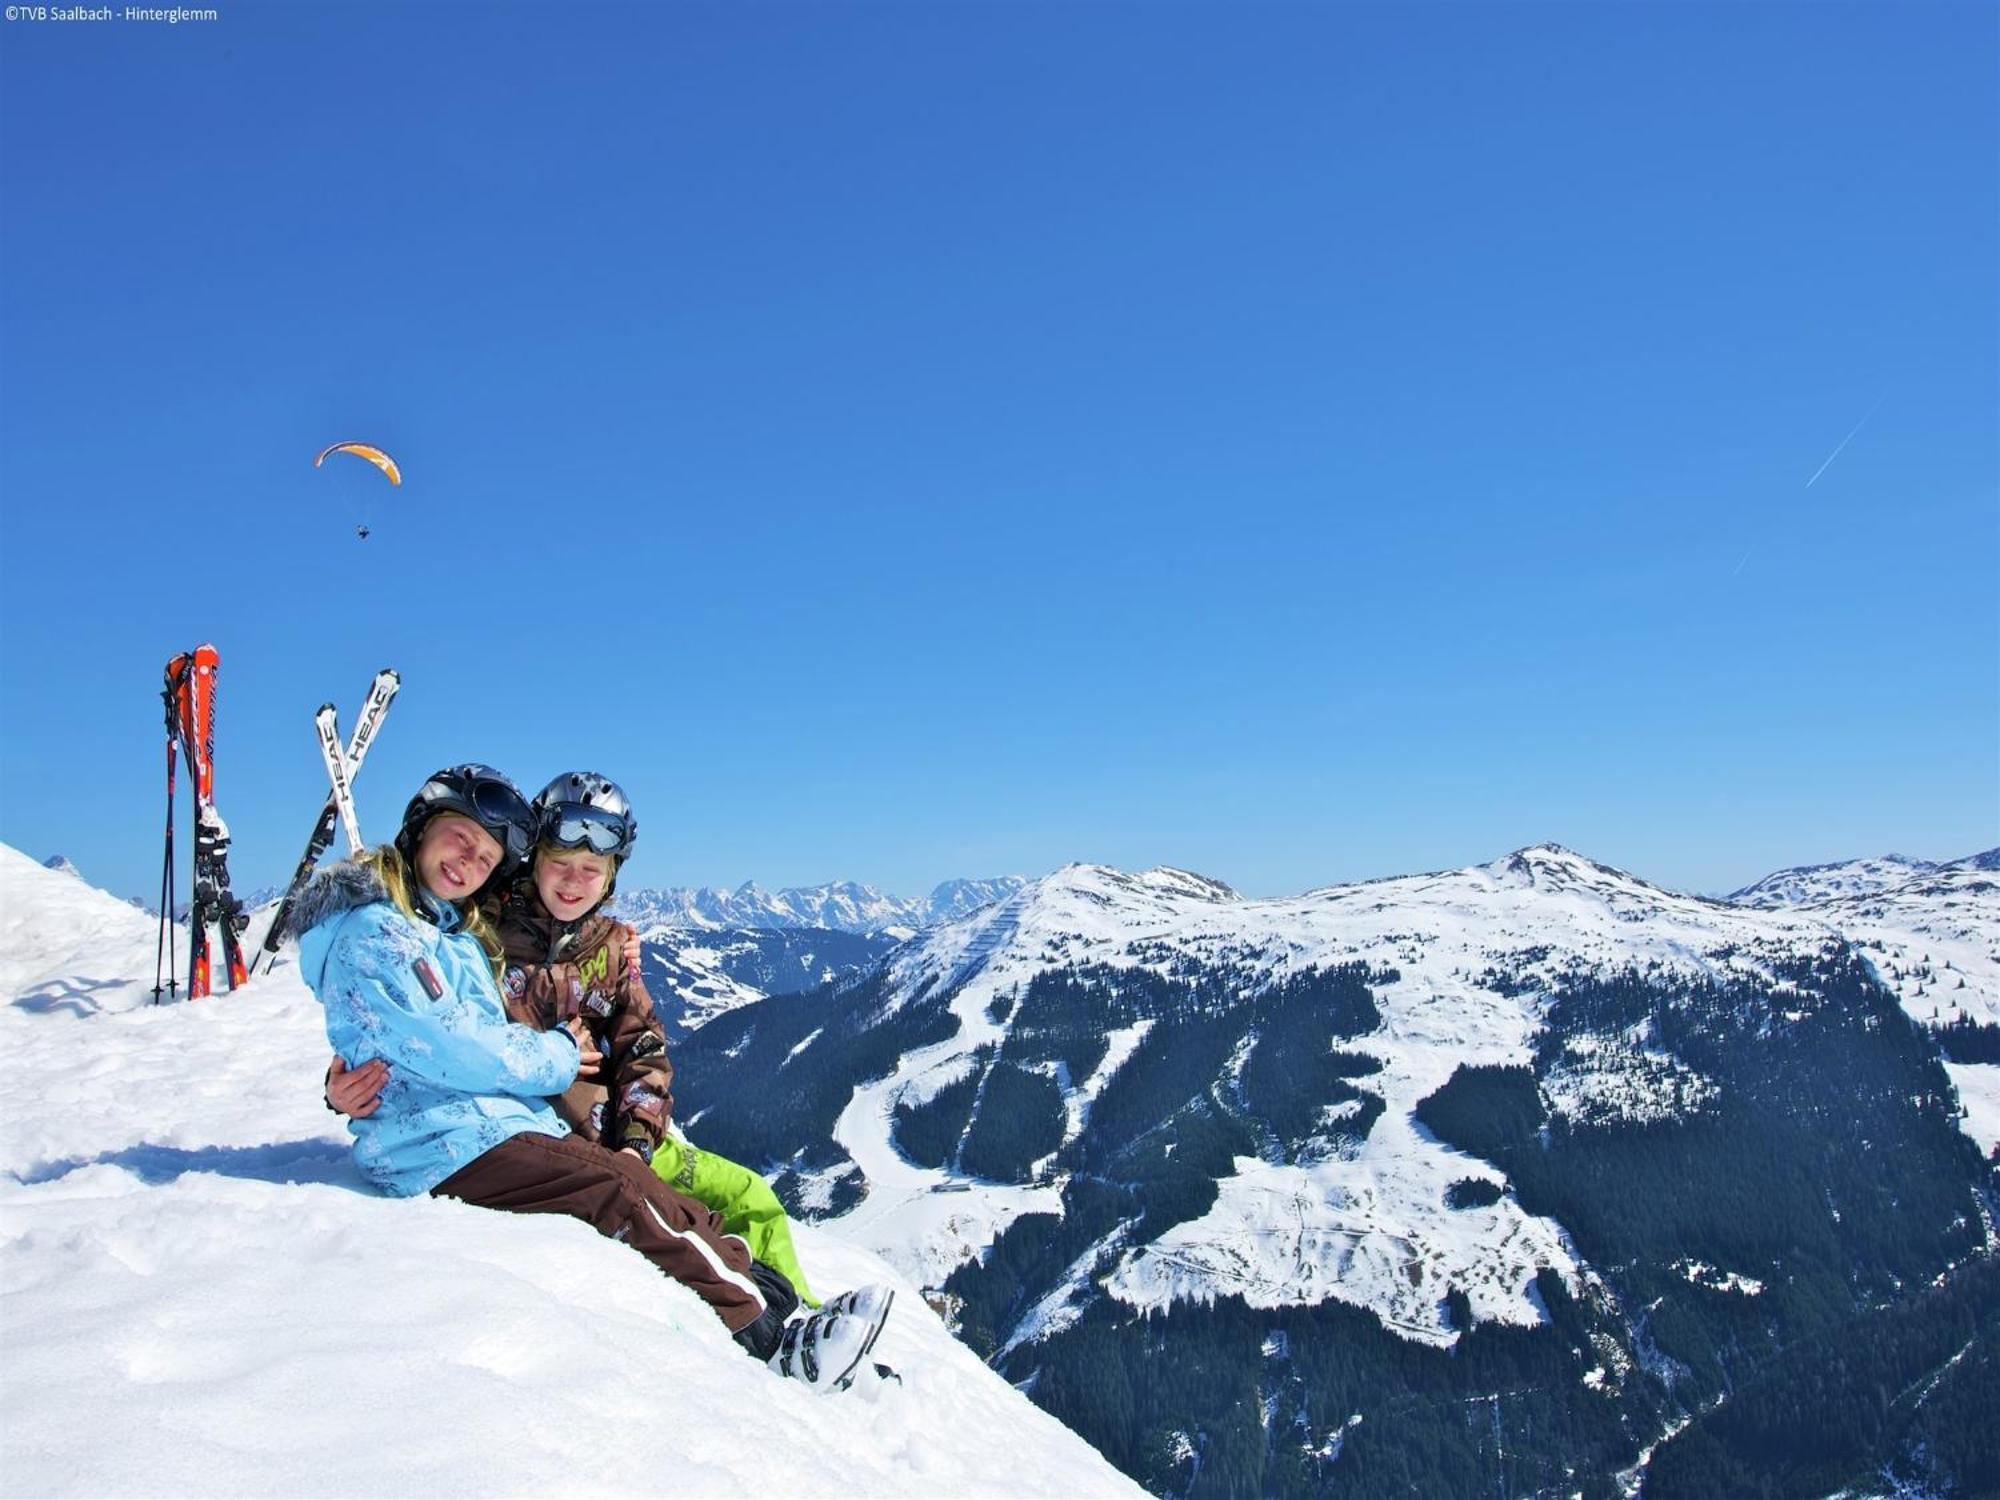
left=767, top=1284, right=894, bottom=1394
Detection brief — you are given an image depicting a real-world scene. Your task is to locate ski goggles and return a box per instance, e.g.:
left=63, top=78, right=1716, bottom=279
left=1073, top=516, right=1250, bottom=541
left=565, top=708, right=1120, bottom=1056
left=540, top=803, right=634, bottom=857
left=417, top=770, right=537, bottom=866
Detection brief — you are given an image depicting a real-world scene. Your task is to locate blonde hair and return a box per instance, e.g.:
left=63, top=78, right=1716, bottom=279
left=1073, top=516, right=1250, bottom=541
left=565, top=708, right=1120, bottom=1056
left=358, top=844, right=506, bottom=979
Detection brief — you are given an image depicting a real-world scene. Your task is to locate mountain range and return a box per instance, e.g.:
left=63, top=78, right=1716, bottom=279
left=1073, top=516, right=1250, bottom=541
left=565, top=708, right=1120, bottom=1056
left=672, top=843, right=2000, bottom=1498
left=1726, top=848, right=2000, bottom=908
left=614, top=876, right=1028, bottom=936
left=23, top=837, right=2000, bottom=1493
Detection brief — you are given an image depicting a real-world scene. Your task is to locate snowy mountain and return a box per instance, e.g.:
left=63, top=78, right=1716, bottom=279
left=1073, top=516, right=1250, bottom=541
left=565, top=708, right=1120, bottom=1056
left=616, top=875, right=1026, bottom=935
left=39, top=853, right=83, bottom=880
left=676, top=845, right=2000, bottom=1497
left=0, top=844, right=1139, bottom=1500
left=1726, top=847, right=1999, bottom=907
left=615, top=878, right=1019, bottom=1035
left=639, top=926, right=902, bottom=1037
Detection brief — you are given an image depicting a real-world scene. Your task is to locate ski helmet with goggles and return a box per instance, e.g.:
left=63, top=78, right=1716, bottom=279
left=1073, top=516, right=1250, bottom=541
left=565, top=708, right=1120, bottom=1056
left=532, top=771, right=638, bottom=858
left=395, top=764, right=538, bottom=888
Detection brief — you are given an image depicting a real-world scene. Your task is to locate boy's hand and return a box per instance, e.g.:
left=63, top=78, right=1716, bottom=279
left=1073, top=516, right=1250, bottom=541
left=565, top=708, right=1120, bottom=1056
left=623, top=930, right=642, bottom=974
left=326, top=1055, right=389, bottom=1118
left=562, top=1016, right=605, bottom=1080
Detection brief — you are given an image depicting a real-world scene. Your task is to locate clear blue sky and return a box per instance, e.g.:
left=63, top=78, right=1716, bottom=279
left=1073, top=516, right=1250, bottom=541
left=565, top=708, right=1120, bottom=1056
left=2, top=2, right=1994, bottom=907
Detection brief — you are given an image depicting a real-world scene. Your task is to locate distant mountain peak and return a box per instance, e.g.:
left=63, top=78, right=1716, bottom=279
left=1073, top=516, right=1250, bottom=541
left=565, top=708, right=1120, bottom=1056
left=1036, top=862, right=1236, bottom=906
left=41, top=855, right=83, bottom=880
left=1135, top=866, right=1238, bottom=902
left=617, top=874, right=1029, bottom=935
left=1490, top=843, right=1657, bottom=894
left=1727, top=853, right=1941, bottom=908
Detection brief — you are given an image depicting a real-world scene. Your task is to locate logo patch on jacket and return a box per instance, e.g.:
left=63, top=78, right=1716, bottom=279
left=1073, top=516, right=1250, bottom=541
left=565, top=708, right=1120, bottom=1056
left=502, top=966, right=527, bottom=1001
left=623, top=1083, right=664, bottom=1112
left=411, top=956, right=444, bottom=1000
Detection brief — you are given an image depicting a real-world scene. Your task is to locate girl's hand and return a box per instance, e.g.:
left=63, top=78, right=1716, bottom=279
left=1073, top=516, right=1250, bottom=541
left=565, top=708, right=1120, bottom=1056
left=623, top=931, right=642, bottom=974
left=326, top=1056, right=389, bottom=1118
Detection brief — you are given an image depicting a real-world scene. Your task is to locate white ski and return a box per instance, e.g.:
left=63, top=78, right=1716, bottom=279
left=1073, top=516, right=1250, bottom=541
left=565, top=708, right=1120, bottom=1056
left=314, top=704, right=366, bottom=855
left=257, top=670, right=400, bottom=970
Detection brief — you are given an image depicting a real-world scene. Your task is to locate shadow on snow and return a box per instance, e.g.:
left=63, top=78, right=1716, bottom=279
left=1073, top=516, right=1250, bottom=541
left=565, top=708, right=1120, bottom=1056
left=13, top=1138, right=363, bottom=1190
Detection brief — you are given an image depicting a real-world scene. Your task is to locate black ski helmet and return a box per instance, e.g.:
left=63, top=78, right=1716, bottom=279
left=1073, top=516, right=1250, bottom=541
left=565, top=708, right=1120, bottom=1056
left=395, top=764, right=537, bottom=889
left=532, top=770, right=638, bottom=858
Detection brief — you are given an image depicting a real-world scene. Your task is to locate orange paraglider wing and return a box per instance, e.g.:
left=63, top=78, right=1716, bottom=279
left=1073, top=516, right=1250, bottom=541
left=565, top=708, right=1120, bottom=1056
left=314, top=442, right=402, bottom=486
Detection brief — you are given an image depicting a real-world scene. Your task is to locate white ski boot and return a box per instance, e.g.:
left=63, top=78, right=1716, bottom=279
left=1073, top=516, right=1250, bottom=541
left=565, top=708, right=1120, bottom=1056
left=768, top=1284, right=895, bottom=1394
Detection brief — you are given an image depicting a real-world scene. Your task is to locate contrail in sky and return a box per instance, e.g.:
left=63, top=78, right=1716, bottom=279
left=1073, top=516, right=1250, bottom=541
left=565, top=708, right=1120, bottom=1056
left=1805, top=395, right=1885, bottom=488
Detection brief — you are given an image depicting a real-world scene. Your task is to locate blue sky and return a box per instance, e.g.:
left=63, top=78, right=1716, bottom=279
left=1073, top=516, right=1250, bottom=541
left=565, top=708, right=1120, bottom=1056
left=2, top=1, right=1994, bottom=907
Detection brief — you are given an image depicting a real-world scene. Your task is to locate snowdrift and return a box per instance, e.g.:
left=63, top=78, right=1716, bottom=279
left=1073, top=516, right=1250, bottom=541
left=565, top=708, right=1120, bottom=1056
left=0, top=845, right=1138, bottom=1500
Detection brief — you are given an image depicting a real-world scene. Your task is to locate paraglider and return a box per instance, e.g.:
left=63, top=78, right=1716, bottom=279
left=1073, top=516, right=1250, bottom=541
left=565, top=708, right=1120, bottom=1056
left=314, top=441, right=400, bottom=540
left=314, top=441, right=402, bottom=485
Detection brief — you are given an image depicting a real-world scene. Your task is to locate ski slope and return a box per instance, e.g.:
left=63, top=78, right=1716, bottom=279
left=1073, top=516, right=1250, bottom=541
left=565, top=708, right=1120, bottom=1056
left=0, top=845, right=1138, bottom=1500
left=822, top=849, right=2000, bottom=1349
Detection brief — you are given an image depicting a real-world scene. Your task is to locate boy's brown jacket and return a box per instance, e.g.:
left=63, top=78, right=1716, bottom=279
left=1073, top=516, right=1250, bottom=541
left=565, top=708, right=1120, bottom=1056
left=491, top=885, right=674, bottom=1158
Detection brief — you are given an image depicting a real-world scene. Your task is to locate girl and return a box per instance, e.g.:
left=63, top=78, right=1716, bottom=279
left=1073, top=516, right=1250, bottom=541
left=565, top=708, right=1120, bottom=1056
left=331, top=773, right=824, bottom=1307
left=296, top=764, right=888, bottom=1392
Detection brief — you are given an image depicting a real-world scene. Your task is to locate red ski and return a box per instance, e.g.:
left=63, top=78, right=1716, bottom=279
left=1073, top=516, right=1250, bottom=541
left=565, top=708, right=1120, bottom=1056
left=161, top=645, right=249, bottom=997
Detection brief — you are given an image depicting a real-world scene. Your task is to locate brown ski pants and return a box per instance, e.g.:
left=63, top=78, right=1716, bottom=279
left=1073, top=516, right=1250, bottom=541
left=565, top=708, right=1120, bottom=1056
left=432, top=1130, right=767, bottom=1334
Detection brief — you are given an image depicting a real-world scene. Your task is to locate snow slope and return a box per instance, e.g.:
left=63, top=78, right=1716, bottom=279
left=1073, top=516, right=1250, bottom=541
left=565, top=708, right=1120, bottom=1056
left=1726, top=847, right=1998, bottom=908
left=1727, top=852, right=1944, bottom=907
left=818, top=848, right=2000, bottom=1349
left=0, top=845, right=1137, bottom=1500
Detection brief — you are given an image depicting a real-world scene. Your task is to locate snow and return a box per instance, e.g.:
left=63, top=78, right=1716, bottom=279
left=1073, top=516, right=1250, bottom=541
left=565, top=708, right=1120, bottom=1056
left=645, top=937, right=769, bottom=1029
left=1810, top=867, right=2000, bottom=1027
left=1000, top=1224, right=1132, bottom=1358
left=1943, top=1060, right=2000, bottom=1159
left=1727, top=853, right=1942, bottom=907
left=831, top=843, right=1998, bottom=1349
left=0, top=845, right=1138, bottom=1500
left=1543, top=1036, right=1719, bottom=1126
left=1672, top=1260, right=1765, bottom=1296
left=619, top=876, right=1027, bottom=936
left=1059, top=1019, right=1153, bottom=1149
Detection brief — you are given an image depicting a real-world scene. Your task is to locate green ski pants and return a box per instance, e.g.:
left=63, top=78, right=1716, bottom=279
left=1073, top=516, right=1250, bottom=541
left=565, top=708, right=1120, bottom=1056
left=651, top=1132, right=819, bottom=1307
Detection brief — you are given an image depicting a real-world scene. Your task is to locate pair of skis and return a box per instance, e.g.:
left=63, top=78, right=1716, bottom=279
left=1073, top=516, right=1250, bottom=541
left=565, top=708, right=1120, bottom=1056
left=253, top=669, right=400, bottom=973
left=156, top=646, right=249, bottom=1000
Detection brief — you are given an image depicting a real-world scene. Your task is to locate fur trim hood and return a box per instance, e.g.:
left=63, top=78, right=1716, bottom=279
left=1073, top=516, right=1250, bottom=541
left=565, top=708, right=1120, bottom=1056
left=288, top=860, right=391, bottom=937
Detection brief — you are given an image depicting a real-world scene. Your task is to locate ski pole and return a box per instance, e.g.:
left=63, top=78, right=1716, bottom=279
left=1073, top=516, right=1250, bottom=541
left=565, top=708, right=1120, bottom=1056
left=154, top=731, right=178, bottom=1003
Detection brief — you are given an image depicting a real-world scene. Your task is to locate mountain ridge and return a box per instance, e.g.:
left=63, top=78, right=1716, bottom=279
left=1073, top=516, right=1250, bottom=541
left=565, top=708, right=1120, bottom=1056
left=615, top=875, right=1028, bottom=935
left=674, top=839, right=1999, bottom=1495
